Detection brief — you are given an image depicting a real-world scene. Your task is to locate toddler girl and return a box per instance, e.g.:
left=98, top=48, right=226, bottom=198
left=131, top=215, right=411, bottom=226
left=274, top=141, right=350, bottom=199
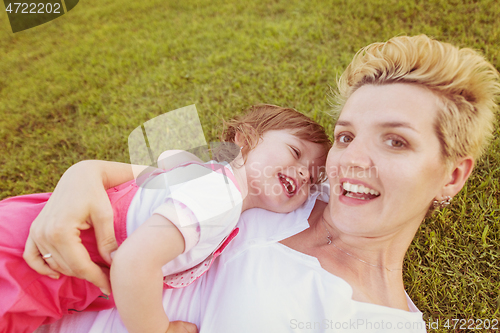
left=0, top=104, right=331, bottom=333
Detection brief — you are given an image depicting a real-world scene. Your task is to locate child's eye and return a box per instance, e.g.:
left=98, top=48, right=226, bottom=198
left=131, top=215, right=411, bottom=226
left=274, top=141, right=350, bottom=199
left=290, top=146, right=301, bottom=158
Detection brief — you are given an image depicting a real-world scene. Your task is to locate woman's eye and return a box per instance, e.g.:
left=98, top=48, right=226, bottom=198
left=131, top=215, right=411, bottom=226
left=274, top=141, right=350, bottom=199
left=335, top=134, right=353, bottom=144
left=385, top=137, right=407, bottom=148
left=291, top=147, right=301, bottom=158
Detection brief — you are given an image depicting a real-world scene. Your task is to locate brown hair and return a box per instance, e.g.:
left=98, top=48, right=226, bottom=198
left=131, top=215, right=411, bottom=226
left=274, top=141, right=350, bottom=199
left=218, top=104, right=331, bottom=183
left=334, top=35, right=500, bottom=166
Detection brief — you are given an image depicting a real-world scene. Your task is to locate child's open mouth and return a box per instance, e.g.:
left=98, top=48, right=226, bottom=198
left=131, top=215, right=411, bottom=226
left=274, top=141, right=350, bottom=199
left=278, top=173, right=297, bottom=196
left=342, top=181, right=380, bottom=200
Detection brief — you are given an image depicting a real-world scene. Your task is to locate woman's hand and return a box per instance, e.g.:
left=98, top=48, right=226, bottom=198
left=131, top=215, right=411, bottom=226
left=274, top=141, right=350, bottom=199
left=23, top=160, right=139, bottom=294
left=166, top=321, right=198, bottom=333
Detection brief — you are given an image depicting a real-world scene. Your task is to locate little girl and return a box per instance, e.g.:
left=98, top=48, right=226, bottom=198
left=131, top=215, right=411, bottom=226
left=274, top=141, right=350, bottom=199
left=0, top=104, right=331, bottom=333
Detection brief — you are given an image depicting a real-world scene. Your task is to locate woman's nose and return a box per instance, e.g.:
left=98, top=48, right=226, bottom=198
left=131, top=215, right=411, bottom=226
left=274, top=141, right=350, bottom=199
left=339, top=139, right=373, bottom=171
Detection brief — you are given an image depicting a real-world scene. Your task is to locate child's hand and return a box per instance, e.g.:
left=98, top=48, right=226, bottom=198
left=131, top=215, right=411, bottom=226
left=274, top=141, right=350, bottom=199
left=166, top=321, right=199, bottom=333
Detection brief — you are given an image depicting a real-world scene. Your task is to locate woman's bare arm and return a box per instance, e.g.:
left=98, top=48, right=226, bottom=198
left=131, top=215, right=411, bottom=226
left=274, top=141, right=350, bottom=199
left=23, top=160, right=149, bottom=294
left=157, top=150, right=203, bottom=169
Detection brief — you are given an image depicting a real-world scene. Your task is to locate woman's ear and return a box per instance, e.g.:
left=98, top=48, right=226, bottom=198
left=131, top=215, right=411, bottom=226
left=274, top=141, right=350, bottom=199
left=441, top=156, right=475, bottom=198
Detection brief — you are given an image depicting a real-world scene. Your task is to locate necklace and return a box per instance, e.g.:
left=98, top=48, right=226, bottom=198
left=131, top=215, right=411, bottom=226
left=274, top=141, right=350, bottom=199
left=320, top=217, right=402, bottom=272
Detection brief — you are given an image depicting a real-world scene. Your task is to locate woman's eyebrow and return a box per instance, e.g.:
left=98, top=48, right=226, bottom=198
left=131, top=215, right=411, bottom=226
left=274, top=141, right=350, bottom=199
left=378, top=121, right=419, bottom=133
left=336, top=120, right=419, bottom=133
left=335, top=120, right=351, bottom=127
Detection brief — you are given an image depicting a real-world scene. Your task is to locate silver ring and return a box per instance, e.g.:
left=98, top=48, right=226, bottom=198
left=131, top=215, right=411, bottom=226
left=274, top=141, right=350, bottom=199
left=42, top=253, right=52, bottom=260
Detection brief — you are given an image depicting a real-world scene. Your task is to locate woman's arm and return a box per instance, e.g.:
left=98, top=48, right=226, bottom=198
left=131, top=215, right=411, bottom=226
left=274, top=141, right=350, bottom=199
left=157, top=150, right=203, bottom=169
left=23, top=152, right=201, bottom=294
left=111, top=214, right=185, bottom=333
left=23, top=160, right=151, bottom=294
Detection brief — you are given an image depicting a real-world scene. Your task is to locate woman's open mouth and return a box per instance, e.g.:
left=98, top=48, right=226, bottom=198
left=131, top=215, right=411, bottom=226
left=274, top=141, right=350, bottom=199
left=278, top=173, right=297, bottom=196
left=342, top=181, right=380, bottom=200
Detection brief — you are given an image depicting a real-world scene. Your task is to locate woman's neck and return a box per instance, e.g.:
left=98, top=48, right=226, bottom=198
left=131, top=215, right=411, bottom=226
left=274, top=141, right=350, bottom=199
left=317, top=205, right=418, bottom=310
left=281, top=199, right=415, bottom=311
left=315, top=233, right=409, bottom=310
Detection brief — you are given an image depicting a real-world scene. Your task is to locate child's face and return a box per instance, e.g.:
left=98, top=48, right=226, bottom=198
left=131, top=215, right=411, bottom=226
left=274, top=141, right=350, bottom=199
left=241, top=129, right=327, bottom=213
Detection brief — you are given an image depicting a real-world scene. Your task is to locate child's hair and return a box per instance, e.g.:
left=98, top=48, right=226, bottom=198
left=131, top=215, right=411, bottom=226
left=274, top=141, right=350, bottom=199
left=334, top=35, right=500, bottom=166
left=217, top=104, right=332, bottom=183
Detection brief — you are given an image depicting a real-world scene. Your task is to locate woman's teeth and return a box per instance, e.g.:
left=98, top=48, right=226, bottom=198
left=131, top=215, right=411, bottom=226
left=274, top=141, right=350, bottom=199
left=279, top=174, right=296, bottom=194
left=342, top=182, right=380, bottom=196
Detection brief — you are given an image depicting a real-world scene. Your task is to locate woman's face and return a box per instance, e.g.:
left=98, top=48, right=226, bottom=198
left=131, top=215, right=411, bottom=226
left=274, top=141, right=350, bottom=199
left=326, top=83, right=449, bottom=237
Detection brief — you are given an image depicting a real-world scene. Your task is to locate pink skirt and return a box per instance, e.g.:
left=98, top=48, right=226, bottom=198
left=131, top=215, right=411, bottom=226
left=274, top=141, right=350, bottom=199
left=0, top=180, right=138, bottom=333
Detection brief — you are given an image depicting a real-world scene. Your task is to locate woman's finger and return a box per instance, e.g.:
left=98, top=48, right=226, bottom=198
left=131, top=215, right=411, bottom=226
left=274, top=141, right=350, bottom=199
left=25, top=209, right=82, bottom=277
left=56, top=239, right=112, bottom=295
left=23, top=236, right=60, bottom=279
left=90, top=201, right=118, bottom=265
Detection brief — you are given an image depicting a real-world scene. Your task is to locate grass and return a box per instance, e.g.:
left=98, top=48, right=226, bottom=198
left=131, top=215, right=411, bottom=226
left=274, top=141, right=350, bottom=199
left=0, top=0, right=499, bottom=330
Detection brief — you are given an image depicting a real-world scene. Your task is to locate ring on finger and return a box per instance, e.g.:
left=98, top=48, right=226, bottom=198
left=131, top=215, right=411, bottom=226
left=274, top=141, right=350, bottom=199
left=42, top=253, right=52, bottom=260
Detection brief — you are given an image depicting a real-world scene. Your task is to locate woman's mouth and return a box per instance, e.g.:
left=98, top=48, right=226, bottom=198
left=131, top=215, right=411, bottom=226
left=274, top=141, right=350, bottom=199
left=278, top=173, right=297, bottom=196
left=342, top=181, right=380, bottom=200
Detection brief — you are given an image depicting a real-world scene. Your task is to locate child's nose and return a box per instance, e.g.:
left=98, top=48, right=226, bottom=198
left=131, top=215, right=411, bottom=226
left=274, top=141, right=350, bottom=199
left=298, top=166, right=310, bottom=183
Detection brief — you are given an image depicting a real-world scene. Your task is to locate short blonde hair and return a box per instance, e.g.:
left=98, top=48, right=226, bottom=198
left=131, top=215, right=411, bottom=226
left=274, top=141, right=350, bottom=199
left=334, top=35, right=500, bottom=164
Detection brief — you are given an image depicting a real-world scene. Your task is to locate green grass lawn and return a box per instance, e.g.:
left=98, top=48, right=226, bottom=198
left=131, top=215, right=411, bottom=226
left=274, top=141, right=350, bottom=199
left=1, top=0, right=499, bottom=330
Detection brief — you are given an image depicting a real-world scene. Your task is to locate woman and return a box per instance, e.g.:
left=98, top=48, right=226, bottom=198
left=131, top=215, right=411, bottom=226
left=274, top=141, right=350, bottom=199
left=29, top=35, right=499, bottom=332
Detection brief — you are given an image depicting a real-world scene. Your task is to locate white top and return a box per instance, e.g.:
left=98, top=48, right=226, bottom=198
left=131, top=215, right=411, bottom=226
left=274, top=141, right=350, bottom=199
left=37, top=184, right=426, bottom=333
left=127, top=161, right=242, bottom=278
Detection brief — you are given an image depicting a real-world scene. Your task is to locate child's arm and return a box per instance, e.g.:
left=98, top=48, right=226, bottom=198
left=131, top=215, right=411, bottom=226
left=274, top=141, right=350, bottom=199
left=111, top=213, right=187, bottom=333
